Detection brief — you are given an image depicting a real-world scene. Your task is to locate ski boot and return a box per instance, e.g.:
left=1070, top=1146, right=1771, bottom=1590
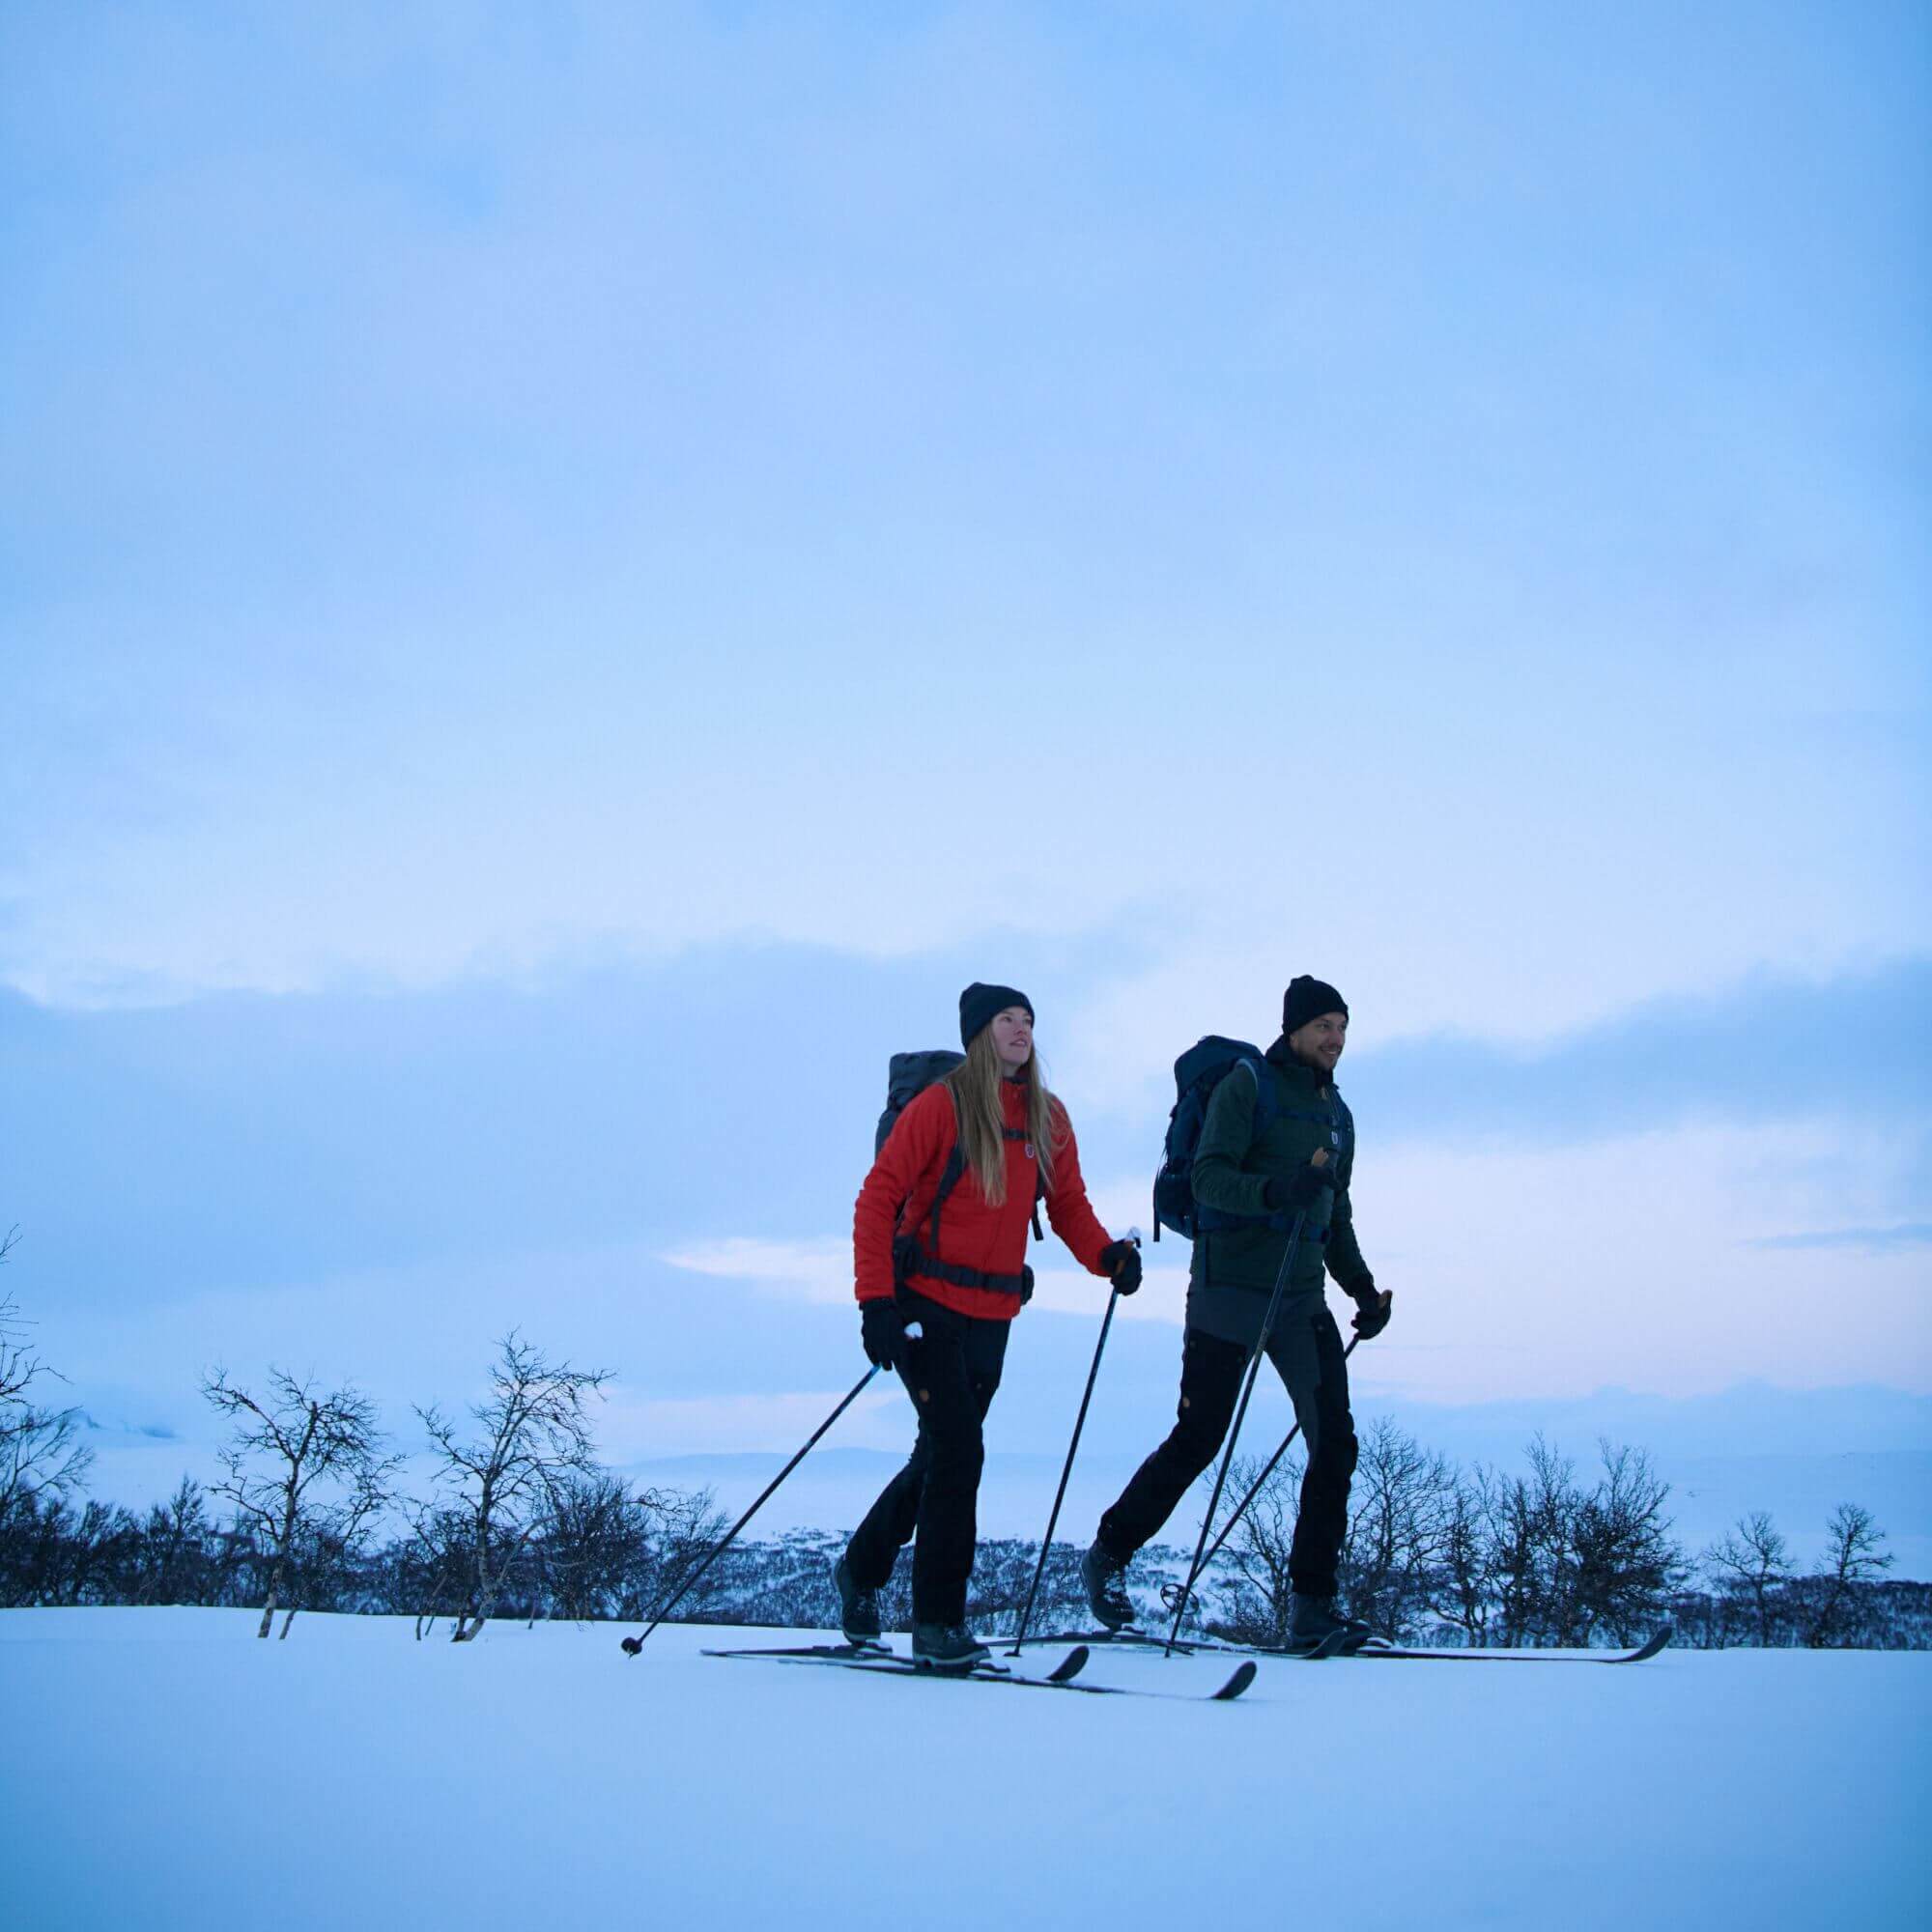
left=910, top=1623, right=990, bottom=1672
left=832, top=1556, right=884, bottom=1649
left=1081, top=1540, right=1135, bottom=1632
left=1288, top=1593, right=1374, bottom=1656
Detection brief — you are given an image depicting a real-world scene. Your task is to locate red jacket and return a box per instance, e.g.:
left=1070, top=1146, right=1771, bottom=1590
left=853, top=1076, right=1114, bottom=1321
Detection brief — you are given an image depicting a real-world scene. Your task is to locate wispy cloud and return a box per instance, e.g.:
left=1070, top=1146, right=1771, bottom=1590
left=661, top=1237, right=853, bottom=1308
left=1746, top=1224, right=1932, bottom=1254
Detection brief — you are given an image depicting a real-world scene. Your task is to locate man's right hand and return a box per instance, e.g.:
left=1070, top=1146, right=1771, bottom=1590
left=861, top=1299, right=907, bottom=1370
left=1265, top=1158, right=1339, bottom=1211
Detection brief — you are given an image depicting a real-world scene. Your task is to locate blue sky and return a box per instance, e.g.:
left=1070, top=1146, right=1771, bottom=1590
left=1, top=4, right=1926, bottom=1507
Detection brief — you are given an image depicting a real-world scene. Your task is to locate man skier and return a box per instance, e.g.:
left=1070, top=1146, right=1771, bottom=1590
left=1083, top=975, right=1392, bottom=1649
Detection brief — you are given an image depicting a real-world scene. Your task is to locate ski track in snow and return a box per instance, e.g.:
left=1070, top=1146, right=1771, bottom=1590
left=3, top=1608, right=1926, bottom=1930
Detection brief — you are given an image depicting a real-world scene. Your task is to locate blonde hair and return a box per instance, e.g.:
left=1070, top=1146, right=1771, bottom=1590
left=943, top=1027, right=1065, bottom=1207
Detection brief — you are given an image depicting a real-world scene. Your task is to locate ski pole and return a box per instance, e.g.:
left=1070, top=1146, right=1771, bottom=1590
left=1163, top=1210, right=1307, bottom=1656
left=1189, top=1331, right=1363, bottom=1577
left=1007, top=1229, right=1139, bottom=1655
left=620, top=1364, right=881, bottom=1655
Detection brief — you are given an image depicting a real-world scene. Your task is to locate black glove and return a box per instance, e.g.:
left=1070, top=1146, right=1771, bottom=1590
left=860, top=1298, right=907, bottom=1370
left=1348, top=1278, right=1391, bottom=1340
left=1099, top=1239, right=1142, bottom=1296
left=1264, top=1160, right=1338, bottom=1211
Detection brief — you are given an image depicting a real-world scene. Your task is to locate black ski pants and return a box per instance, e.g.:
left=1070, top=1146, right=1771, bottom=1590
left=1098, top=1306, right=1358, bottom=1600
left=844, top=1289, right=1009, bottom=1627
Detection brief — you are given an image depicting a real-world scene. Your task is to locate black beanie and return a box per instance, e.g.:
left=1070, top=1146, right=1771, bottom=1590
left=959, top=981, right=1034, bottom=1050
left=1282, top=975, right=1349, bottom=1037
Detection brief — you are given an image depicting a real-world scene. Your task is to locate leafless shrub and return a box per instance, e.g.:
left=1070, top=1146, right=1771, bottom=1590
left=1342, top=1419, right=1462, bottom=1640
left=1211, top=1449, right=1300, bottom=1645
left=1206, top=1426, right=1685, bottom=1648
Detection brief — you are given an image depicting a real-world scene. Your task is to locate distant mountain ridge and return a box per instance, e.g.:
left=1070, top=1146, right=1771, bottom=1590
left=623, top=1442, right=1932, bottom=1577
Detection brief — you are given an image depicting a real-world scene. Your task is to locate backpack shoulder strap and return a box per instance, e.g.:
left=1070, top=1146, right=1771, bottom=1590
left=926, top=1084, right=967, bottom=1250
left=930, top=1091, right=1051, bottom=1247
left=1240, top=1056, right=1279, bottom=1140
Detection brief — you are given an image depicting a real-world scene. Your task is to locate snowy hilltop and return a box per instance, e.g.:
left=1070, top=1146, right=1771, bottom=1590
left=4, top=1606, right=1926, bottom=1930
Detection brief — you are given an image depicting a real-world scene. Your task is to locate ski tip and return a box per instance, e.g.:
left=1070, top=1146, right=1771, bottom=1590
left=1627, top=1627, right=1673, bottom=1662
left=1047, top=1645, right=1091, bottom=1684
left=1213, top=1660, right=1259, bottom=1700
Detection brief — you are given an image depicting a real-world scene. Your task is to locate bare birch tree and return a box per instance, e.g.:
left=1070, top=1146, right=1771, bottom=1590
left=417, top=1332, right=609, bottom=1642
left=1705, top=1510, right=1791, bottom=1646
left=0, top=1230, right=94, bottom=1521
left=1802, top=1502, right=1894, bottom=1648
left=202, top=1367, right=396, bottom=1637
left=1567, top=1439, right=1686, bottom=1645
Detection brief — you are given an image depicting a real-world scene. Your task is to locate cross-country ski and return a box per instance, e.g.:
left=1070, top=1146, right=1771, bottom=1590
left=701, top=1639, right=1261, bottom=1702
left=1024, top=1625, right=1354, bottom=1661
left=1345, top=1628, right=1674, bottom=1666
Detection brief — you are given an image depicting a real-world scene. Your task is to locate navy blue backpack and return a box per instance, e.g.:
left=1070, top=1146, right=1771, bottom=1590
left=1150, top=1037, right=1283, bottom=1241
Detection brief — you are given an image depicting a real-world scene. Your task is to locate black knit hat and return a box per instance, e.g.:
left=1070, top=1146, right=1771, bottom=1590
left=959, top=981, right=1034, bottom=1050
left=1282, top=975, right=1349, bottom=1037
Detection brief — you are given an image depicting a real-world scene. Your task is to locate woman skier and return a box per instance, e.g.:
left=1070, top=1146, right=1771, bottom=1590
left=836, top=981, right=1141, bottom=1668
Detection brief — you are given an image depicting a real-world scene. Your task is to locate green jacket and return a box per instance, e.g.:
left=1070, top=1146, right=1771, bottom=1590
left=1189, top=1039, right=1370, bottom=1305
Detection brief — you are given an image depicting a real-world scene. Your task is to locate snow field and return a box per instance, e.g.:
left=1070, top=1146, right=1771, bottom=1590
left=3, top=1608, right=1926, bottom=1930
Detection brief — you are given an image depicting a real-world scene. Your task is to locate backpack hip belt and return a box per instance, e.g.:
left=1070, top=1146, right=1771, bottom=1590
left=893, top=1234, right=1034, bottom=1301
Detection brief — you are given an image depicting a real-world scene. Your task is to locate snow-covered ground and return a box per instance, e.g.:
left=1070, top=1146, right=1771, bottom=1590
left=5, top=1608, right=1926, bottom=1930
